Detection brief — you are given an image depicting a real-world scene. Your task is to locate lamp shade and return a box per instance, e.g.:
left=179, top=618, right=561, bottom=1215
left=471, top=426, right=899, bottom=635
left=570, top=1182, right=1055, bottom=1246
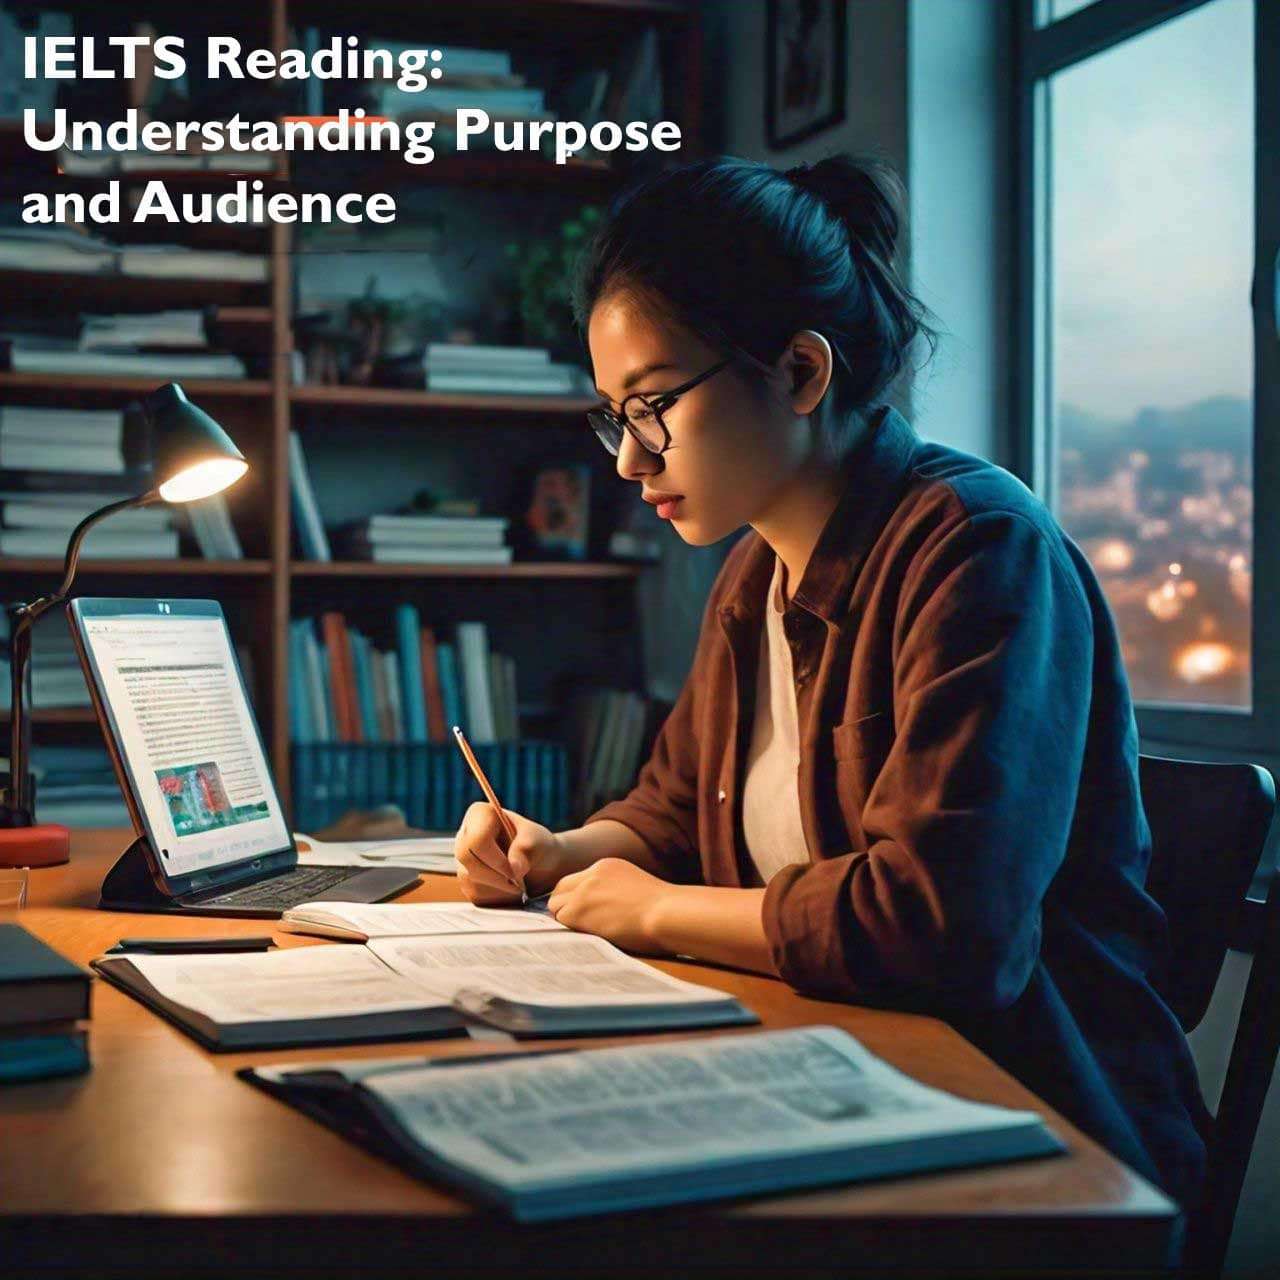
left=143, top=383, right=248, bottom=503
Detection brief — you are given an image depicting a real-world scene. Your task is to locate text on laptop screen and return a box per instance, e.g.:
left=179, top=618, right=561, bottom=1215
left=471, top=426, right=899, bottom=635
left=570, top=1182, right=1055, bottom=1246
left=79, top=614, right=290, bottom=877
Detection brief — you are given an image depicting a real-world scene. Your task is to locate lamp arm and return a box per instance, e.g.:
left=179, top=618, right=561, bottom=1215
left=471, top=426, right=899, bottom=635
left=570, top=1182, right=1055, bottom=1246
left=4, top=490, right=160, bottom=823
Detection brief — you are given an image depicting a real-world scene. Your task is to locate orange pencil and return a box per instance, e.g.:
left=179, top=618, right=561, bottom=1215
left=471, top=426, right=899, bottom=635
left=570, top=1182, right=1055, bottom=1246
left=452, top=724, right=524, bottom=899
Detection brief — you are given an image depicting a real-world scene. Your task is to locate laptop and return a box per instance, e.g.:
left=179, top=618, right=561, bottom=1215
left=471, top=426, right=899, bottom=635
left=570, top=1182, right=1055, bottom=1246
left=69, top=597, right=419, bottom=917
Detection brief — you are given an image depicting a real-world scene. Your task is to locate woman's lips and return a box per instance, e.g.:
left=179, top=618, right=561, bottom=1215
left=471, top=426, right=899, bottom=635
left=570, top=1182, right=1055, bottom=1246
left=655, top=497, right=682, bottom=520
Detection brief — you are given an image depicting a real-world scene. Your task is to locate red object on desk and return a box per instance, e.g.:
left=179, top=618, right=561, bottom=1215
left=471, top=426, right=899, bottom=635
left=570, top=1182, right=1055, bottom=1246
left=0, top=824, right=71, bottom=868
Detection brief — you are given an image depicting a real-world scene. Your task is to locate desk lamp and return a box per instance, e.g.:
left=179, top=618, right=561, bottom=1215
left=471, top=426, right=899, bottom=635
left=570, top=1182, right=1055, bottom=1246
left=0, top=383, right=248, bottom=868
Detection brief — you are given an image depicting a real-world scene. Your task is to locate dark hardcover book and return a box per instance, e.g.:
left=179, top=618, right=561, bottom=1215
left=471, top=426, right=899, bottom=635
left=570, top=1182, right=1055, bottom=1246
left=0, top=925, right=91, bottom=1027
left=0, top=1022, right=90, bottom=1083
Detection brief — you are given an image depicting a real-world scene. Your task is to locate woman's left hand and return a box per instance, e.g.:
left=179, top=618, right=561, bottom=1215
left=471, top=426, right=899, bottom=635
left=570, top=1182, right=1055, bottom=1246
left=545, top=857, right=674, bottom=953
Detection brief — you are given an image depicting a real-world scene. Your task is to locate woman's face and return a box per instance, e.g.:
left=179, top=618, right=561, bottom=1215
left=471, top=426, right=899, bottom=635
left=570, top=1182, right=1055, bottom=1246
left=587, top=290, right=828, bottom=546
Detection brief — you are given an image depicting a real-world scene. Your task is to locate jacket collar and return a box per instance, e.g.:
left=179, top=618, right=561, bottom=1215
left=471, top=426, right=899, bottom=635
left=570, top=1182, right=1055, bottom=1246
left=718, top=405, right=921, bottom=626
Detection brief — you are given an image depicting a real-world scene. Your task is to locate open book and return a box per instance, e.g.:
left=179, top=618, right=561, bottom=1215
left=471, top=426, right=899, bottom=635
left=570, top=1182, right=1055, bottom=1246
left=241, top=1025, right=1064, bottom=1221
left=92, top=929, right=756, bottom=1049
left=278, top=901, right=566, bottom=942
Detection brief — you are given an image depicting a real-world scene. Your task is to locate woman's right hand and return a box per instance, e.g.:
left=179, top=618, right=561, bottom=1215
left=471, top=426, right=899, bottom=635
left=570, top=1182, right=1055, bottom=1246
left=454, top=803, right=568, bottom=905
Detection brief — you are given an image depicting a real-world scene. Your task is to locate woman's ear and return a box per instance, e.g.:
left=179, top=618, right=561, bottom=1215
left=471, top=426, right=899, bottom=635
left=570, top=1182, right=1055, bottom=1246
left=779, top=330, right=834, bottom=416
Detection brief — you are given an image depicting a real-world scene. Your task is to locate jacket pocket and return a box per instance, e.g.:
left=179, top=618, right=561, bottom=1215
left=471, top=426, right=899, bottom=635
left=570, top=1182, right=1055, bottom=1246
left=832, top=711, right=894, bottom=761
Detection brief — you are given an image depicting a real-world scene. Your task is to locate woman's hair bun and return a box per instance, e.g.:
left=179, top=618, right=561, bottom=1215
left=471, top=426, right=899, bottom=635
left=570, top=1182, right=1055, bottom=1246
left=785, top=155, right=904, bottom=267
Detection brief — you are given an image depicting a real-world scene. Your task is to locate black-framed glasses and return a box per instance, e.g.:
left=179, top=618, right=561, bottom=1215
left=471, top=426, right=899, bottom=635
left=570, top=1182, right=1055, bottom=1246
left=587, top=360, right=730, bottom=456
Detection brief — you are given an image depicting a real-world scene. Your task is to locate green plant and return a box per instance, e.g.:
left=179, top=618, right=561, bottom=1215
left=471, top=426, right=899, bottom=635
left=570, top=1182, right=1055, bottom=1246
left=506, top=205, right=602, bottom=357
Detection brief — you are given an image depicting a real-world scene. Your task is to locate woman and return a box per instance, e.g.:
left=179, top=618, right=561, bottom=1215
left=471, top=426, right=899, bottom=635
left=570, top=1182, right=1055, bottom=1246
left=455, top=154, right=1209, bottom=1204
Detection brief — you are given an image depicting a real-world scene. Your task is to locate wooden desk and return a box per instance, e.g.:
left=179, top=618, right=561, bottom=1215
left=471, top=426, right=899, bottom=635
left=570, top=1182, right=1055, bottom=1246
left=2, top=831, right=1178, bottom=1278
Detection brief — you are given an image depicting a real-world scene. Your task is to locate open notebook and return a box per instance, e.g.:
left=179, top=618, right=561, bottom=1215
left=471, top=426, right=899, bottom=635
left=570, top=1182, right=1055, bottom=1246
left=92, top=910, right=756, bottom=1049
left=241, top=1025, right=1064, bottom=1221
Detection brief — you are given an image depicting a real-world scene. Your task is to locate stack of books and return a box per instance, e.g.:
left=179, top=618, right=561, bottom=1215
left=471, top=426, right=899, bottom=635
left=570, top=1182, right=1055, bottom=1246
left=290, top=610, right=518, bottom=745
left=0, top=224, right=118, bottom=275
left=0, top=483, right=179, bottom=562
left=374, top=44, right=555, bottom=129
left=573, top=688, right=651, bottom=815
left=27, top=616, right=90, bottom=710
left=119, top=245, right=269, bottom=283
left=0, top=405, right=127, bottom=479
left=423, top=344, right=589, bottom=398
left=337, top=513, right=512, bottom=566
left=0, top=225, right=268, bottom=284
left=31, top=745, right=130, bottom=829
left=0, top=925, right=91, bottom=1084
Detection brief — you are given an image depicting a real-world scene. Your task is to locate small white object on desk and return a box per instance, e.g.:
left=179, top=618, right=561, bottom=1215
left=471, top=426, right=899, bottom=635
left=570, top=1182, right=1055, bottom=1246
left=293, top=833, right=458, bottom=874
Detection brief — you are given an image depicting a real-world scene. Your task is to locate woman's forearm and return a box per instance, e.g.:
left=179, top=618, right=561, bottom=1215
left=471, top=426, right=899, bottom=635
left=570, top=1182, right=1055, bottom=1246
left=555, top=819, right=670, bottom=877
left=647, top=884, right=778, bottom=977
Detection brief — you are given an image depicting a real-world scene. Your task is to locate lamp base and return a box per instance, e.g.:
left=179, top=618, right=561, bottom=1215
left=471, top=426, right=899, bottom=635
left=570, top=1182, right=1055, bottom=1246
left=0, top=824, right=71, bottom=868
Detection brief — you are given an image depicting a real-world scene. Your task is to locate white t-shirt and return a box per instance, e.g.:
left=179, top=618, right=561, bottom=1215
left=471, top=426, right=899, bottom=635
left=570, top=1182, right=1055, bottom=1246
left=741, top=556, right=810, bottom=884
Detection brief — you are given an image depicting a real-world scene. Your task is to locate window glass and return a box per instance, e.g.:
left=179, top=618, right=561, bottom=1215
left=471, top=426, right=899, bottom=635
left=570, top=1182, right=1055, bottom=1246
left=1049, top=0, right=1254, bottom=707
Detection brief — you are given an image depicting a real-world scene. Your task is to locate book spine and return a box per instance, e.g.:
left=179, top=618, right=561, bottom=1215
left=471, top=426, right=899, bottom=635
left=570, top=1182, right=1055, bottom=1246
left=419, top=627, right=447, bottom=743
left=435, top=643, right=463, bottom=734
left=455, top=623, right=496, bottom=743
left=288, top=431, right=331, bottom=562
left=395, top=604, right=428, bottom=742
left=350, top=632, right=380, bottom=742
left=320, top=612, right=359, bottom=743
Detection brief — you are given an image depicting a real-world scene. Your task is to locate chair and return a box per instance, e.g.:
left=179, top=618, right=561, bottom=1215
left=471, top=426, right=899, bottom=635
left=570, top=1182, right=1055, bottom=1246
left=1138, top=754, right=1280, bottom=1278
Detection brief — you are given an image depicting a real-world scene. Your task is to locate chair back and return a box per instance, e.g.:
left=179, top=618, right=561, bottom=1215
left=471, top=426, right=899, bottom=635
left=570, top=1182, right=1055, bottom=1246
left=1139, top=755, right=1273, bottom=1031
left=1138, top=754, right=1278, bottom=1278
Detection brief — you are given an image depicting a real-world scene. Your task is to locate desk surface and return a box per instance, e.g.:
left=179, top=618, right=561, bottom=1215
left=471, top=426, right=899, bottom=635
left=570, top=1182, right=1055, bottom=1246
left=2, top=831, right=1177, bottom=1278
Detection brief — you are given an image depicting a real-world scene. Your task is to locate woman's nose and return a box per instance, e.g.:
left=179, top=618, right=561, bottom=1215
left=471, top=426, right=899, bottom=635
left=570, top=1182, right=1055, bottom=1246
left=616, top=428, right=661, bottom=482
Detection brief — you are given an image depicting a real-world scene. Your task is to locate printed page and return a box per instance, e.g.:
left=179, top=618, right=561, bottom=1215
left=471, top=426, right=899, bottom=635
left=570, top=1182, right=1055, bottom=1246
left=118, top=944, right=447, bottom=1024
left=369, top=933, right=735, bottom=1008
left=353, top=1026, right=1045, bottom=1190
left=282, top=901, right=566, bottom=939
left=294, top=833, right=458, bottom=872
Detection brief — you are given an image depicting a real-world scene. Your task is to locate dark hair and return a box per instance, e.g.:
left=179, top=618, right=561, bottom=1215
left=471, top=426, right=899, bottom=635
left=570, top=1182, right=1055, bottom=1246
left=573, top=154, right=937, bottom=453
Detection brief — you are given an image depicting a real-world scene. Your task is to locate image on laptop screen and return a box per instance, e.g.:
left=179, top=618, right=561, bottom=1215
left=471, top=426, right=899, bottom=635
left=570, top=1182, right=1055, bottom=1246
left=72, top=601, right=292, bottom=878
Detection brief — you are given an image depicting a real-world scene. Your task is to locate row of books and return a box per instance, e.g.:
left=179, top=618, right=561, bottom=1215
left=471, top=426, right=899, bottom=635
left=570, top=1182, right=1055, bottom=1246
left=422, top=344, right=590, bottom=397
left=0, top=225, right=268, bottom=282
left=572, top=688, right=651, bottom=816
left=289, top=609, right=518, bottom=745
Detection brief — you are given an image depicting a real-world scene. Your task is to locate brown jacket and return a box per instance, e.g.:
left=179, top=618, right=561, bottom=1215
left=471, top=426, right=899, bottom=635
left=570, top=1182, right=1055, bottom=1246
left=589, top=406, right=1208, bottom=1202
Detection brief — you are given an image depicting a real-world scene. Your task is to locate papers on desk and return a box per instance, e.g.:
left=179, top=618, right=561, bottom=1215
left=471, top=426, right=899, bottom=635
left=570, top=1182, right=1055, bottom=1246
left=91, top=944, right=465, bottom=1050
left=91, top=926, right=755, bottom=1048
left=241, top=1024, right=1064, bottom=1222
left=293, top=832, right=458, bottom=874
left=279, top=900, right=567, bottom=942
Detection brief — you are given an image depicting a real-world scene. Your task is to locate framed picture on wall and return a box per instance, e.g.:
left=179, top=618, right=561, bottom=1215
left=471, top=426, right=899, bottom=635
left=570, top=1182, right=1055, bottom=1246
left=765, top=0, right=848, bottom=149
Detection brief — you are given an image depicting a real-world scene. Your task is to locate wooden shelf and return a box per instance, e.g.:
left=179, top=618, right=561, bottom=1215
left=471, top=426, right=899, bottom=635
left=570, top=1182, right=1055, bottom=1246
left=0, top=372, right=272, bottom=399
left=0, top=270, right=269, bottom=310
left=0, top=558, right=271, bottom=576
left=291, top=384, right=595, bottom=414
left=291, top=560, right=642, bottom=580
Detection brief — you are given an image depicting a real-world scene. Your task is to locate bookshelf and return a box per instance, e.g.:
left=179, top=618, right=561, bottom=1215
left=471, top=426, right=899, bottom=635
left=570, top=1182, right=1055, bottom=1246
left=1, top=0, right=701, bottom=818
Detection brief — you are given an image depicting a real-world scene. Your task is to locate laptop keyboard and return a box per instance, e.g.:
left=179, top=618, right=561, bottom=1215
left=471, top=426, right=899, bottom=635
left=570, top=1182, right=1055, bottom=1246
left=198, top=865, right=358, bottom=910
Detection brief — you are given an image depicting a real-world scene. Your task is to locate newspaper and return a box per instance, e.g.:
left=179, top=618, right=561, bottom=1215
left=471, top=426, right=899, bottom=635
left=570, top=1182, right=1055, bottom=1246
left=258, top=1026, right=1054, bottom=1202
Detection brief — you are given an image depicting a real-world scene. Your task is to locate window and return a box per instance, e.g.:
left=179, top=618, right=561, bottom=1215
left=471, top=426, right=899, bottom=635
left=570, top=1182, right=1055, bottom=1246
left=1016, top=0, right=1278, bottom=749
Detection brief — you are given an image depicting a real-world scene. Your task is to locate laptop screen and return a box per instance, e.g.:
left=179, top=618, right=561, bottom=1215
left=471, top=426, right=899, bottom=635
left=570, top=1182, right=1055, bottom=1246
left=73, top=604, right=291, bottom=879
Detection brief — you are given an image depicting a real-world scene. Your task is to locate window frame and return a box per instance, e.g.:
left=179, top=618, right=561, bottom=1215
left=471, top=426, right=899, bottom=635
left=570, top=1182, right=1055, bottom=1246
left=1012, top=0, right=1280, bottom=755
